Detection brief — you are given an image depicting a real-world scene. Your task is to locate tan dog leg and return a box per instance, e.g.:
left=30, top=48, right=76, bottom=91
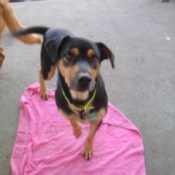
left=70, top=119, right=82, bottom=139
left=39, top=70, right=48, bottom=100
left=82, top=109, right=105, bottom=160
left=81, top=123, right=97, bottom=160
left=39, top=65, right=56, bottom=99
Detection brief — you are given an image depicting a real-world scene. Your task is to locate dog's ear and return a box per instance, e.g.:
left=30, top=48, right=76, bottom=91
left=97, top=43, right=115, bottom=68
left=45, top=36, right=70, bottom=64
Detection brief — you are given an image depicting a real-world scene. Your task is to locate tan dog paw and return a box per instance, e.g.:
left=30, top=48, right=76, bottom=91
left=40, top=89, right=49, bottom=100
left=81, top=142, right=93, bottom=160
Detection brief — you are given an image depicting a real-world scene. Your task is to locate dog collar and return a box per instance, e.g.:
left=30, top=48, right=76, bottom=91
left=61, top=88, right=97, bottom=116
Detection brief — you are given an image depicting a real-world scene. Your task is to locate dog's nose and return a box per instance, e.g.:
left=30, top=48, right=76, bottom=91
left=78, top=72, right=91, bottom=86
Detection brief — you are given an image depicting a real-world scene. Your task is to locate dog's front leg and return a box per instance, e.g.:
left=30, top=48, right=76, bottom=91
left=81, top=120, right=102, bottom=160
left=70, top=118, right=82, bottom=139
left=82, top=108, right=105, bottom=160
left=39, top=70, right=48, bottom=100
left=39, top=65, right=56, bottom=100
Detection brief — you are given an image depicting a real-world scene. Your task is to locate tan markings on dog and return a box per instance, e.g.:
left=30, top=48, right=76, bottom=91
left=69, top=118, right=82, bottom=138
left=70, top=90, right=89, bottom=101
left=81, top=108, right=105, bottom=149
left=39, top=66, right=56, bottom=100
left=95, top=108, right=106, bottom=122
left=82, top=108, right=106, bottom=159
left=58, top=60, right=79, bottom=88
left=90, top=62, right=100, bottom=80
left=86, top=49, right=101, bottom=80
left=39, top=70, right=48, bottom=100
left=70, top=48, right=79, bottom=57
left=87, top=49, right=95, bottom=58
left=82, top=135, right=94, bottom=159
left=59, top=111, right=82, bottom=138
left=47, top=65, right=56, bottom=80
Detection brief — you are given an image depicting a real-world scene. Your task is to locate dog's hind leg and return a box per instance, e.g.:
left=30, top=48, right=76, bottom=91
left=70, top=118, right=82, bottom=139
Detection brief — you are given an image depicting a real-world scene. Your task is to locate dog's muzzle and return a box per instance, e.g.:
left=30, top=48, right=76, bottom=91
left=70, top=70, right=95, bottom=92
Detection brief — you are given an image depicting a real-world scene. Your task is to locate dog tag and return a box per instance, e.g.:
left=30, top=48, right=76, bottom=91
left=90, top=112, right=97, bottom=121
left=81, top=110, right=89, bottom=119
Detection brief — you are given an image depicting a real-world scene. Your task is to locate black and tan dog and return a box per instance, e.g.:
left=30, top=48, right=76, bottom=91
left=15, top=26, right=115, bottom=160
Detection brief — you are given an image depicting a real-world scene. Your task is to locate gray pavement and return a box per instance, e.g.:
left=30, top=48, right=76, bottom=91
left=0, top=0, right=175, bottom=174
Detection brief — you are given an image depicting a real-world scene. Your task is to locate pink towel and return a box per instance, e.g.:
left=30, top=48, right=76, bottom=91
left=11, top=83, right=146, bottom=175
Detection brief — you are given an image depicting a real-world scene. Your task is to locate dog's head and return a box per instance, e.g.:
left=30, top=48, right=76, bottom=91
left=46, top=36, right=114, bottom=100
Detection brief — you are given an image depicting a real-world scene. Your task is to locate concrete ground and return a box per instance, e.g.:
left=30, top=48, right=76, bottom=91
left=0, top=0, right=175, bottom=174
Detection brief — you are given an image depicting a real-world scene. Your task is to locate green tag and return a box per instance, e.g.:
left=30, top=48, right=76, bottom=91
left=90, top=112, right=97, bottom=121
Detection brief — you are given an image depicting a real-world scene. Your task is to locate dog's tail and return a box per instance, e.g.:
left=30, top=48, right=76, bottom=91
left=14, top=26, right=49, bottom=37
left=0, top=0, right=41, bottom=44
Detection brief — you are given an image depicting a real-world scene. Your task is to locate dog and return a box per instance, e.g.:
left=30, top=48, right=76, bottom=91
left=15, top=26, right=115, bottom=160
left=0, top=0, right=41, bottom=68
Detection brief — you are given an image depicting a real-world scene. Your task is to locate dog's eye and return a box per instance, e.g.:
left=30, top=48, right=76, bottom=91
left=65, top=51, right=72, bottom=61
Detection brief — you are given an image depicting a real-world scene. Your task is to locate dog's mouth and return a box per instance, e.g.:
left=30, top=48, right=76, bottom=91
left=70, top=90, right=89, bottom=101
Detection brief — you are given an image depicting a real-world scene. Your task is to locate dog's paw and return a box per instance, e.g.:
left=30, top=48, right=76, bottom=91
left=81, top=143, right=93, bottom=160
left=40, top=89, right=49, bottom=100
left=73, top=125, right=82, bottom=139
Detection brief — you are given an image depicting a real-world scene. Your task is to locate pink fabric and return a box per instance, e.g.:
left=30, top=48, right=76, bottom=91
left=11, top=83, right=146, bottom=175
